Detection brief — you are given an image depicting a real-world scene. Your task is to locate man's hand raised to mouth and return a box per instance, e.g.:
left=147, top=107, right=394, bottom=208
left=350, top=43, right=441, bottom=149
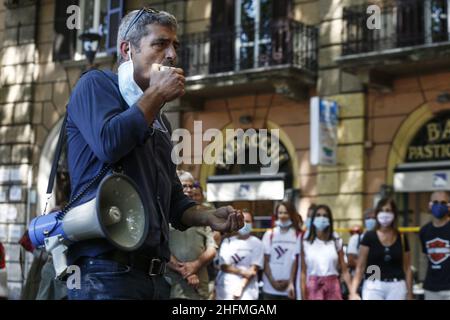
left=137, top=64, right=185, bottom=124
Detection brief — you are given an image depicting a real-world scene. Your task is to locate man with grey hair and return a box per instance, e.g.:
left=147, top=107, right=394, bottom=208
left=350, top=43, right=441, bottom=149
left=65, top=8, right=243, bottom=300
left=166, top=170, right=217, bottom=299
left=419, top=191, right=450, bottom=300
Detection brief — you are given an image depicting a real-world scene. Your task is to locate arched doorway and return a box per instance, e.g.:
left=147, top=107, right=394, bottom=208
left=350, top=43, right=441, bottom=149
left=200, top=121, right=299, bottom=233
left=387, top=104, right=450, bottom=283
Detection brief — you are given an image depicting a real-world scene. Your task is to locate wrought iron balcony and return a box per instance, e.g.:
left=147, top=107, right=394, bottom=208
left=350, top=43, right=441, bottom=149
left=338, top=0, right=450, bottom=88
left=342, top=0, right=450, bottom=55
left=175, top=19, right=318, bottom=103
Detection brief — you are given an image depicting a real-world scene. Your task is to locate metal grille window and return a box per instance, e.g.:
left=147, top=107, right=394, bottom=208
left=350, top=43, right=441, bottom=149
left=342, top=0, right=450, bottom=55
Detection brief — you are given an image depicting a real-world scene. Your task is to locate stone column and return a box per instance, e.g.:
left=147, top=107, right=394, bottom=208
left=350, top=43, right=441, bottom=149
left=315, top=0, right=367, bottom=232
left=0, top=0, right=39, bottom=299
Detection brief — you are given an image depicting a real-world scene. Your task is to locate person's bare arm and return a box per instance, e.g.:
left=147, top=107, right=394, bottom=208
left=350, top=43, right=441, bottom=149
left=301, top=249, right=307, bottom=299
left=167, top=254, right=182, bottom=273
left=179, top=247, right=216, bottom=279
left=338, top=249, right=353, bottom=292
left=349, top=245, right=369, bottom=300
left=287, top=256, right=298, bottom=299
left=347, top=254, right=358, bottom=269
left=263, top=254, right=279, bottom=290
left=221, top=264, right=244, bottom=276
left=233, top=265, right=259, bottom=299
left=404, top=251, right=414, bottom=300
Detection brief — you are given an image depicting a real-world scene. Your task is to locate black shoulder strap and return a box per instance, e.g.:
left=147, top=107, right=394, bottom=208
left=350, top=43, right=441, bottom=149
left=44, top=69, right=115, bottom=215
left=46, top=112, right=68, bottom=196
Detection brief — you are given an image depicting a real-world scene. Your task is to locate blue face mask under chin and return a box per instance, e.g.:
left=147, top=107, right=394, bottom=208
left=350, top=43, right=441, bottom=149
left=276, top=219, right=292, bottom=228
left=238, top=222, right=252, bottom=236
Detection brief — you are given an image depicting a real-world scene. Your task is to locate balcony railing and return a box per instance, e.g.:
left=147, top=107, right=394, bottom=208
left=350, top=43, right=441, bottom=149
left=342, top=0, right=450, bottom=55
left=179, top=19, right=318, bottom=78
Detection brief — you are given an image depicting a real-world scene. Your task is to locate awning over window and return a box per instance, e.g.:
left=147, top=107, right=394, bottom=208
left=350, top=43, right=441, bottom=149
left=206, top=173, right=285, bottom=202
left=394, top=161, right=450, bottom=192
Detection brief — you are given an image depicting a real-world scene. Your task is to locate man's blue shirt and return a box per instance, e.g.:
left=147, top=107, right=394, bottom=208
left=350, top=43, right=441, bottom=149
left=66, top=69, right=196, bottom=262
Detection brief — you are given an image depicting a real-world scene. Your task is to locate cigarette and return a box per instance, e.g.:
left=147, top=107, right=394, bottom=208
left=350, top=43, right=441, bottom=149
left=160, top=65, right=176, bottom=71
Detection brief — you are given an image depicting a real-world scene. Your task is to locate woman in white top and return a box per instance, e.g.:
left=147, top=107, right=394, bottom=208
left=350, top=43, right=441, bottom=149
left=300, top=204, right=352, bottom=300
left=262, top=202, right=301, bottom=300
left=216, top=210, right=263, bottom=300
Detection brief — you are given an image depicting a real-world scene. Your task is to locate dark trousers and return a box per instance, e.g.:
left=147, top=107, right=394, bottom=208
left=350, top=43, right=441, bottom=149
left=262, top=292, right=290, bottom=300
left=67, top=257, right=170, bottom=300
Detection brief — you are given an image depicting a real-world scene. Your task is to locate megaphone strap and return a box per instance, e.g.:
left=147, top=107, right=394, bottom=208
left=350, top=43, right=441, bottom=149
left=57, top=164, right=112, bottom=220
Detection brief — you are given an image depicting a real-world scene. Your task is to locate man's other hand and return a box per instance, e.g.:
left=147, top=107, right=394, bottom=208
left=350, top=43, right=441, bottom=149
left=208, top=206, right=244, bottom=233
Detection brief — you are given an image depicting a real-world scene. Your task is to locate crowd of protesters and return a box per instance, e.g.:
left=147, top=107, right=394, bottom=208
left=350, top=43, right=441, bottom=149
left=12, top=168, right=450, bottom=301
left=164, top=170, right=450, bottom=301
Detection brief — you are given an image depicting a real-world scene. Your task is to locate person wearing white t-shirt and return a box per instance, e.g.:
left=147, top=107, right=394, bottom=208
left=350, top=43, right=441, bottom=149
left=301, top=205, right=352, bottom=300
left=262, top=202, right=301, bottom=300
left=216, top=210, right=263, bottom=300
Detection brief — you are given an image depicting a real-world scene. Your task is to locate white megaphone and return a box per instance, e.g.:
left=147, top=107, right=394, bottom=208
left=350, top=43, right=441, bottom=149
left=28, top=173, right=149, bottom=278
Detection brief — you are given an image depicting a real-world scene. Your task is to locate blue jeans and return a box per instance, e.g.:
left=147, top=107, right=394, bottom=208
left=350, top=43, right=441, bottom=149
left=67, top=257, right=170, bottom=300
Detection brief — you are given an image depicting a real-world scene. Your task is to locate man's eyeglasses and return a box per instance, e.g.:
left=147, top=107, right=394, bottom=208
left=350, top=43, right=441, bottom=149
left=124, top=7, right=160, bottom=39
left=182, top=184, right=194, bottom=190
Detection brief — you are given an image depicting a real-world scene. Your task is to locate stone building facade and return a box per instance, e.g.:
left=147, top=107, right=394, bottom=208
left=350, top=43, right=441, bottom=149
left=0, top=0, right=449, bottom=297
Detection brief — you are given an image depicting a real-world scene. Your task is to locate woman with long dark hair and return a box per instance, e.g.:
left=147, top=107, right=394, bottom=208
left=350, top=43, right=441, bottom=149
left=262, top=201, right=301, bottom=299
left=300, top=205, right=352, bottom=300
left=349, top=198, right=413, bottom=300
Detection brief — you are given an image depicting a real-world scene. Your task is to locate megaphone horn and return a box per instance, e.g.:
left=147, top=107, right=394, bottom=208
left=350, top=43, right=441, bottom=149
left=28, top=173, right=149, bottom=277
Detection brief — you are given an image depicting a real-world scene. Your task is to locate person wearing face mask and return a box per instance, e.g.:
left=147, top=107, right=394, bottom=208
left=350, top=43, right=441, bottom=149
left=343, top=208, right=376, bottom=299
left=349, top=198, right=413, bottom=300
left=419, top=191, right=450, bottom=300
left=347, top=208, right=377, bottom=272
left=297, top=205, right=352, bottom=300
left=303, top=204, right=316, bottom=239
left=64, top=8, right=243, bottom=300
left=215, top=210, right=263, bottom=300
left=262, top=202, right=301, bottom=299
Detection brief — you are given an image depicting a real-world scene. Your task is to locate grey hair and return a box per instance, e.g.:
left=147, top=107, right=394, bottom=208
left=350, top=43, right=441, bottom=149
left=177, top=170, right=194, bottom=182
left=116, top=9, right=178, bottom=64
